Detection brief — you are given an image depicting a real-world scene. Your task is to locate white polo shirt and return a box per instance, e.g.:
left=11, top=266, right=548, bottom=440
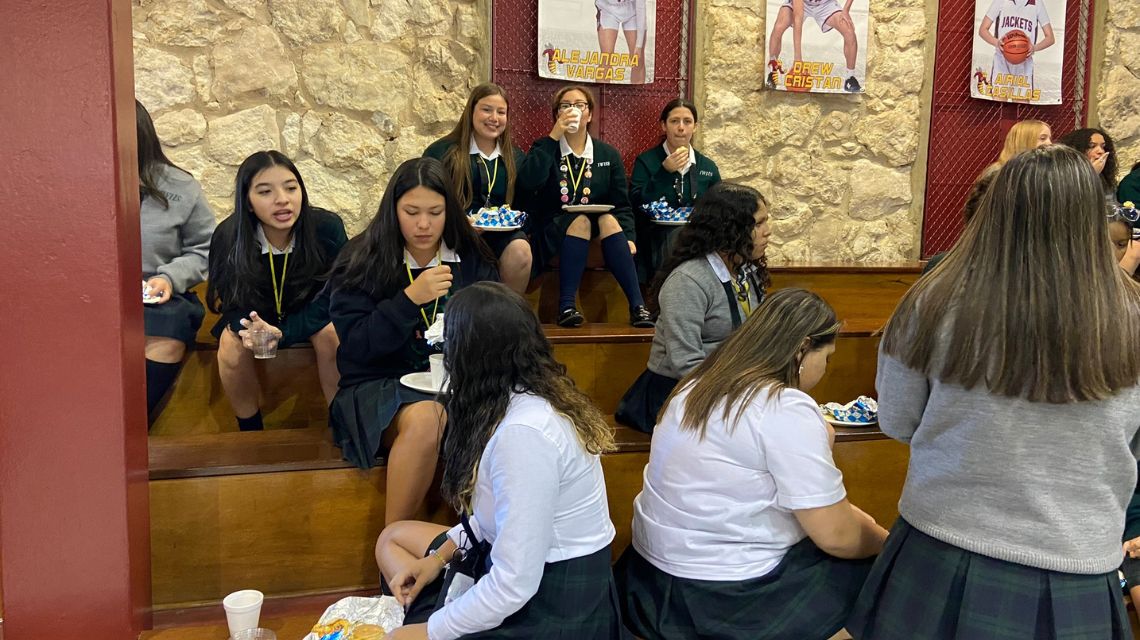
left=632, top=383, right=846, bottom=581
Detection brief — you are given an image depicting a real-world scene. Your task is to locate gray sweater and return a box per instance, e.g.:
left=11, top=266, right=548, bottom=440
left=877, top=345, right=1140, bottom=574
left=648, top=257, right=759, bottom=380
left=140, top=166, right=216, bottom=294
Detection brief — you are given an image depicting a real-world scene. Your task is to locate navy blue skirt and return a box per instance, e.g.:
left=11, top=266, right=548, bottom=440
left=479, top=228, right=528, bottom=259
left=328, top=377, right=439, bottom=469
left=144, top=291, right=205, bottom=345
left=616, top=539, right=873, bottom=640
left=847, top=518, right=1131, bottom=639
left=615, top=369, right=679, bottom=434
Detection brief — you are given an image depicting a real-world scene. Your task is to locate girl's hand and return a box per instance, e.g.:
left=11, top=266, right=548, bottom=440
left=628, top=240, right=637, bottom=256
left=237, top=311, right=283, bottom=350
left=662, top=146, right=689, bottom=173
left=405, top=265, right=453, bottom=305
left=1124, top=537, right=1140, bottom=558
left=1092, top=152, right=1110, bottom=174
left=385, top=623, right=429, bottom=640
left=1122, top=238, right=1140, bottom=276
left=548, top=109, right=577, bottom=141
left=388, top=555, right=445, bottom=608
left=145, top=276, right=173, bottom=304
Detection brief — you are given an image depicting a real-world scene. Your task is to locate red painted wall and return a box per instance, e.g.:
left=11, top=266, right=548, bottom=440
left=0, top=1, right=151, bottom=638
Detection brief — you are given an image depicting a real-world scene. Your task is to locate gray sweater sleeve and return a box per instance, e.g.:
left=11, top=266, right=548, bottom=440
left=156, top=188, right=215, bottom=293
left=656, top=271, right=714, bottom=378
left=875, top=348, right=929, bottom=444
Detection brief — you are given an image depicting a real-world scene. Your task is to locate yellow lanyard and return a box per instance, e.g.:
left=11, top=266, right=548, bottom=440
left=267, top=249, right=290, bottom=318
left=405, top=249, right=442, bottom=330
left=478, top=156, right=498, bottom=201
left=567, top=156, right=587, bottom=200
left=731, top=277, right=752, bottom=318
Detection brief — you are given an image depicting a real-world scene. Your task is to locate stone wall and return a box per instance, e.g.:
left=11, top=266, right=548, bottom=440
left=1097, top=0, right=1140, bottom=181
left=696, top=0, right=928, bottom=263
left=132, top=0, right=487, bottom=233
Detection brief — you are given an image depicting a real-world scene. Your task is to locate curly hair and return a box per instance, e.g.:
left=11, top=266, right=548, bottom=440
left=1058, top=127, right=1118, bottom=192
left=648, top=182, right=771, bottom=311
left=440, top=282, right=614, bottom=511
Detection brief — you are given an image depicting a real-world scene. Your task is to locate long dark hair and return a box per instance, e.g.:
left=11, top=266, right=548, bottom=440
left=440, top=282, right=613, bottom=511
left=206, top=151, right=330, bottom=313
left=441, top=83, right=519, bottom=210
left=329, top=157, right=495, bottom=297
left=649, top=182, right=771, bottom=310
left=1059, top=127, right=1118, bottom=191
left=136, top=100, right=186, bottom=209
left=659, top=98, right=699, bottom=123
left=883, top=145, right=1140, bottom=403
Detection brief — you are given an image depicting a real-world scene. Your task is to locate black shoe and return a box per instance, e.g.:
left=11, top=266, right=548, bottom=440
left=765, top=60, right=782, bottom=89
left=844, top=76, right=861, bottom=92
left=630, top=305, right=655, bottom=328
left=557, top=307, right=585, bottom=327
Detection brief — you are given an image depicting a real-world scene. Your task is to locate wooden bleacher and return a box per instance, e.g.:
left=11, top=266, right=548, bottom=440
left=146, top=263, right=920, bottom=614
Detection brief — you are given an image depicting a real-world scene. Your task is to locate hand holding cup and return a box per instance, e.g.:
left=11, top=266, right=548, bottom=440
left=663, top=146, right=689, bottom=173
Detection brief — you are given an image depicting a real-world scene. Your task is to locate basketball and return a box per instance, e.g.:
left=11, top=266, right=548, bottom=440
left=784, top=69, right=813, bottom=93
left=1002, top=30, right=1032, bottom=65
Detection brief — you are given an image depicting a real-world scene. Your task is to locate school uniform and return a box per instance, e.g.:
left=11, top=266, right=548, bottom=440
left=617, top=384, right=874, bottom=639
left=1119, top=166, right=1140, bottom=205
left=847, top=342, right=1140, bottom=639
left=616, top=255, right=761, bottom=433
left=404, top=393, right=623, bottom=639
left=142, top=165, right=216, bottom=344
left=327, top=247, right=497, bottom=469
left=630, top=143, right=720, bottom=280
left=207, top=208, right=347, bottom=347
left=423, top=137, right=537, bottom=258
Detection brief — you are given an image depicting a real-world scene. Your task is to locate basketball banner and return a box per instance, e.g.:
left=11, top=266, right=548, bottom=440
left=971, top=0, right=1066, bottom=104
left=537, top=0, right=657, bottom=85
left=763, top=0, right=870, bottom=94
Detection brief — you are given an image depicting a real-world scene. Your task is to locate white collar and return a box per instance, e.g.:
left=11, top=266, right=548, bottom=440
left=705, top=253, right=732, bottom=283
left=404, top=242, right=461, bottom=269
left=559, top=135, right=594, bottom=161
left=469, top=136, right=502, bottom=161
left=664, top=141, right=697, bottom=174
left=256, top=224, right=295, bottom=255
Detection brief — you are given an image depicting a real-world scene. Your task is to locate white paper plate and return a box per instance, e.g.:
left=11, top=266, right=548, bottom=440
left=653, top=219, right=689, bottom=226
left=823, top=415, right=878, bottom=427
left=473, top=223, right=522, bottom=231
left=400, top=371, right=446, bottom=394
left=562, top=204, right=615, bottom=214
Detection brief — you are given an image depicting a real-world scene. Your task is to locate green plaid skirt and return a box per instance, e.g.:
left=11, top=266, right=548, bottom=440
left=847, top=518, right=1131, bottom=639
left=616, top=538, right=874, bottom=639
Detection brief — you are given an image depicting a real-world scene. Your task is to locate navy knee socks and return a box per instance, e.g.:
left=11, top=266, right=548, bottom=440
left=558, top=235, right=590, bottom=310
left=601, top=234, right=645, bottom=309
left=145, top=359, right=180, bottom=422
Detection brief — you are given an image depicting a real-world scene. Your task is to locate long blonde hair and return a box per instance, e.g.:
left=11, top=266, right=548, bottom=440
left=997, top=119, right=1050, bottom=165
left=668, top=288, right=841, bottom=439
left=441, top=83, right=518, bottom=210
left=884, top=145, right=1140, bottom=403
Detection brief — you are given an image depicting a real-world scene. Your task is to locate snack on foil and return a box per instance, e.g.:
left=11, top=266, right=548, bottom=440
left=642, top=197, right=693, bottom=223
left=303, top=596, right=405, bottom=640
left=819, top=396, right=878, bottom=424
left=471, top=205, right=527, bottom=228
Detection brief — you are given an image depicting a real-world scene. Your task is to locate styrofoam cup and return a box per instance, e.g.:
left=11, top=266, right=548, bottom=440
left=566, top=106, right=582, bottom=133
left=429, top=354, right=447, bottom=391
left=223, top=589, right=264, bottom=637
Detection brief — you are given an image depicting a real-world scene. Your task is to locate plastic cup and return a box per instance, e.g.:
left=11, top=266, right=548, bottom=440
left=223, top=589, right=264, bottom=637
left=230, top=629, right=277, bottom=640
left=429, top=354, right=447, bottom=391
left=250, top=329, right=278, bottom=359
left=566, top=106, right=582, bottom=133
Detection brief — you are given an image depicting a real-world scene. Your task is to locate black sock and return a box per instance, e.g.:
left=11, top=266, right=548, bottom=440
left=601, top=233, right=645, bottom=308
left=236, top=410, right=264, bottom=431
left=558, top=235, right=590, bottom=310
left=145, top=359, right=181, bottom=421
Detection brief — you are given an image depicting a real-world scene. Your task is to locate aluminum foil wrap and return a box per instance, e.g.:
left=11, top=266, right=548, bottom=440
left=303, top=596, right=405, bottom=639
left=820, top=396, right=879, bottom=424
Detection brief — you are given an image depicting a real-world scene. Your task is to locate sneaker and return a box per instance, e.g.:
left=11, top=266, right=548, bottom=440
left=844, top=76, right=861, bottom=93
left=557, top=307, right=585, bottom=328
left=765, top=60, right=783, bottom=89
left=630, top=305, right=655, bottom=328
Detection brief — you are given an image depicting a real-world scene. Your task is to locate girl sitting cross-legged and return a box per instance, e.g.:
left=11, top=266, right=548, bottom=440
left=376, top=282, right=624, bottom=640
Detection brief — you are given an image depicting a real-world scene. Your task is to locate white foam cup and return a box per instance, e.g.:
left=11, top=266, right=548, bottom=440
left=566, top=106, right=582, bottom=133
left=429, top=354, right=447, bottom=391
left=223, top=589, right=264, bottom=637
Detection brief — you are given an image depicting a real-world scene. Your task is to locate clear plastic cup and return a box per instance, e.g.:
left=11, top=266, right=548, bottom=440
left=250, top=329, right=279, bottom=359
left=222, top=589, right=264, bottom=637
left=429, top=353, right=447, bottom=391
left=230, top=629, right=276, bottom=640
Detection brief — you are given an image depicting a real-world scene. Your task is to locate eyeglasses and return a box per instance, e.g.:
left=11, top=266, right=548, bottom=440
left=558, top=101, right=589, bottom=112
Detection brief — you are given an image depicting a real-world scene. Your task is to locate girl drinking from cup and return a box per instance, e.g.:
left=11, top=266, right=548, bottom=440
left=528, top=85, right=652, bottom=328
left=630, top=98, right=722, bottom=280
left=376, top=282, right=622, bottom=640
left=424, top=83, right=541, bottom=295
left=136, top=100, right=216, bottom=422
left=617, top=288, right=888, bottom=639
left=616, top=182, right=769, bottom=433
left=206, top=151, right=346, bottom=431
left=327, top=157, right=498, bottom=524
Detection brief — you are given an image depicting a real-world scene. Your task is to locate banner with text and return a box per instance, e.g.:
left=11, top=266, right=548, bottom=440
left=971, top=0, right=1066, bottom=104
left=538, top=0, right=657, bottom=84
left=764, top=0, right=870, bottom=94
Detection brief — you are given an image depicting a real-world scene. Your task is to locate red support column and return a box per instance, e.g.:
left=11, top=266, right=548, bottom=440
left=0, top=1, right=150, bottom=638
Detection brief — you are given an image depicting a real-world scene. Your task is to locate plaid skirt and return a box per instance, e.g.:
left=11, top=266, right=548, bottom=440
left=328, top=377, right=438, bottom=469
left=143, top=291, right=205, bottom=344
left=616, top=538, right=874, bottom=640
left=847, top=518, right=1131, bottom=639
left=405, top=542, right=624, bottom=639
left=615, top=369, right=679, bottom=434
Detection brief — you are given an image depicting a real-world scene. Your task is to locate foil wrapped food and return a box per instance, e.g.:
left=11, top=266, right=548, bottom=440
left=471, top=205, right=527, bottom=228
left=820, top=396, right=879, bottom=424
left=642, top=198, right=693, bottom=223
left=304, top=596, right=404, bottom=640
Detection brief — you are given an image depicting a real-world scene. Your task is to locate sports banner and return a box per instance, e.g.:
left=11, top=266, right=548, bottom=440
left=763, top=0, right=870, bottom=94
left=971, top=0, right=1066, bottom=104
left=538, top=0, right=656, bottom=85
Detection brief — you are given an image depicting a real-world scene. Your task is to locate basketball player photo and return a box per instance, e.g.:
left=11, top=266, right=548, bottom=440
left=538, top=0, right=657, bottom=85
left=971, top=0, right=1065, bottom=104
left=764, top=0, right=869, bottom=95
